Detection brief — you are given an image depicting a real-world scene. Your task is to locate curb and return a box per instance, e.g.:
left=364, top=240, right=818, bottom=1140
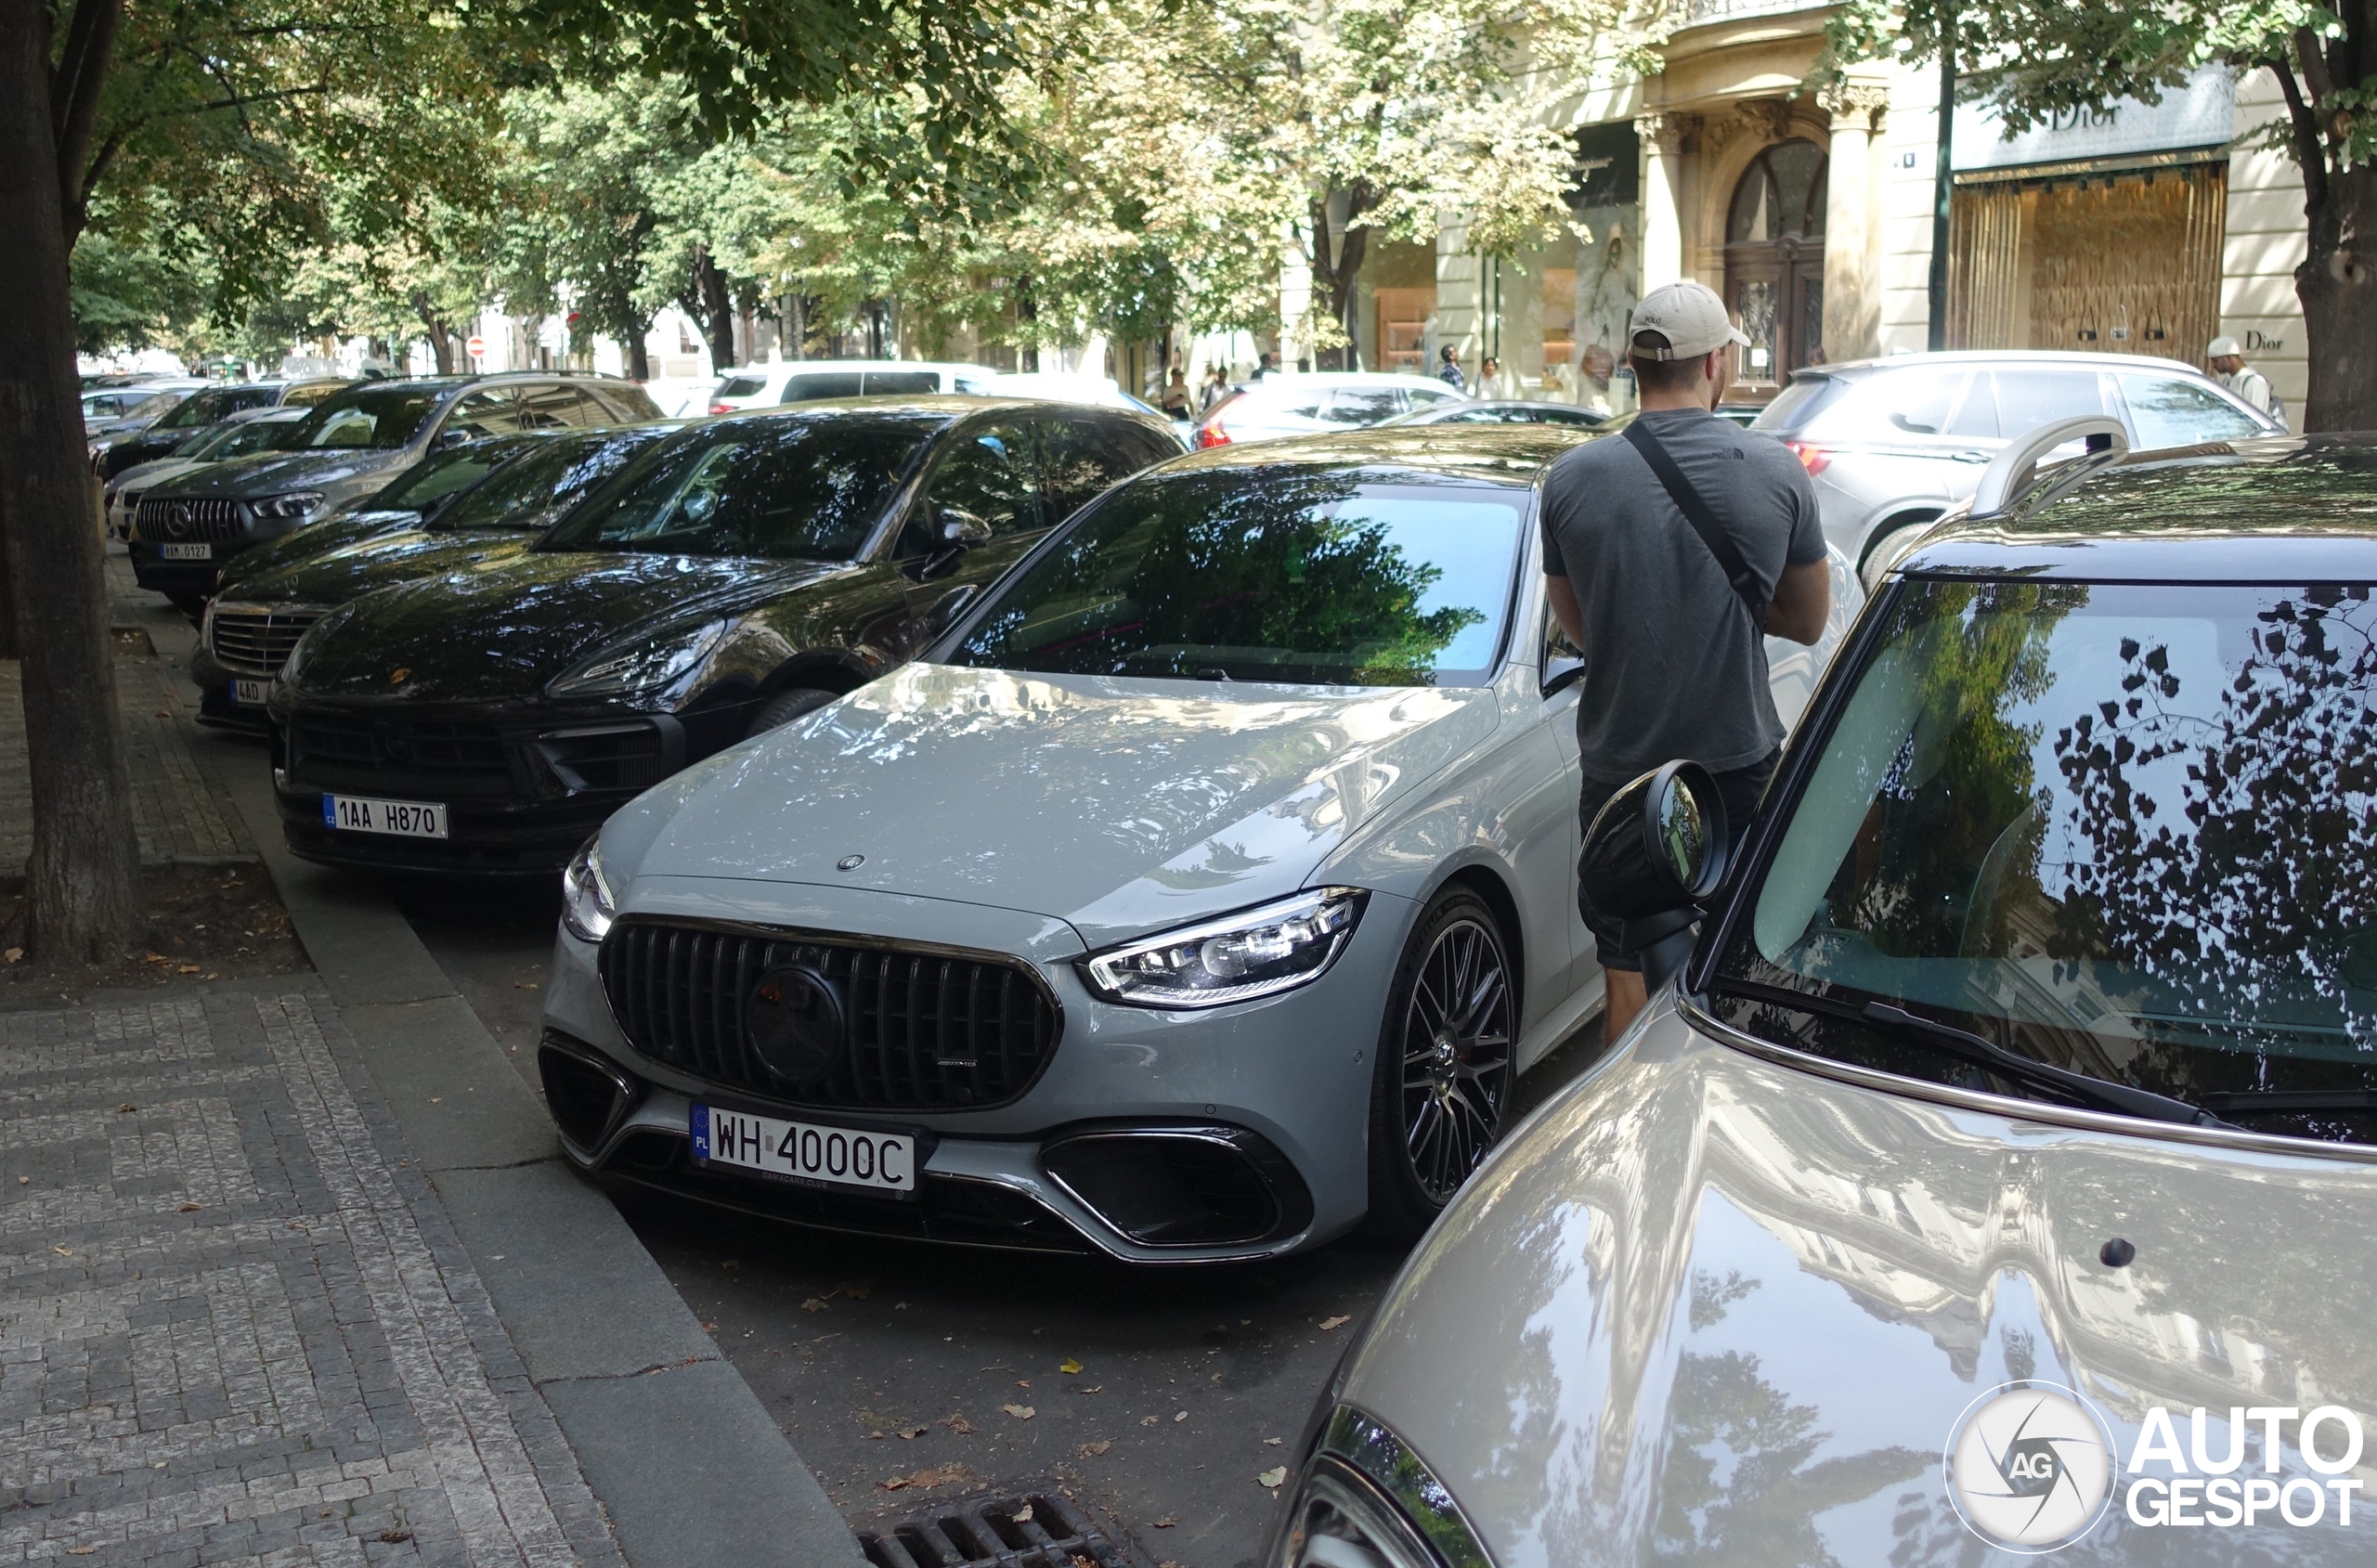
left=214, top=752, right=867, bottom=1568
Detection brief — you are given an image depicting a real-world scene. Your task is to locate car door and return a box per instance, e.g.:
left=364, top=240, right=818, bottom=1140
left=891, top=417, right=1051, bottom=652
left=1526, top=604, right=1591, bottom=1022
left=2113, top=373, right=2272, bottom=447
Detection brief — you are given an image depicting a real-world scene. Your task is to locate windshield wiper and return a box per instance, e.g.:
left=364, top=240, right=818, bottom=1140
left=1709, top=978, right=2230, bottom=1128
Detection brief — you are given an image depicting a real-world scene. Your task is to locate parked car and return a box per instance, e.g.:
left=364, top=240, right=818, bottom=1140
left=91, top=377, right=347, bottom=480
left=1381, top=398, right=1606, bottom=428
left=965, top=371, right=1176, bottom=421
left=102, top=408, right=314, bottom=541
left=706, top=360, right=994, bottom=414
left=1751, top=349, right=2283, bottom=589
left=127, top=371, right=661, bottom=614
left=195, top=426, right=675, bottom=732
left=1268, top=421, right=2377, bottom=1568
left=266, top=395, right=1182, bottom=873
left=82, top=379, right=209, bottom=438
left=527, top=423, right=1861, bottom=1263
left=1193, top=372, right=1467, bottom=448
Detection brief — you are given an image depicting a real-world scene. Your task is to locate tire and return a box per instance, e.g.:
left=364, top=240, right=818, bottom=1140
left=1363, top=887, right=1518, bottom=1242
left=743, top=685, right=838, bottom=738
left=1859, top=517, right=1938, bottom=591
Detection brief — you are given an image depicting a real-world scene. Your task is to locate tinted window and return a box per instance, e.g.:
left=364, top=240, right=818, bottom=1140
left=446, top=389, right=525, bottom=440
left=950, top=472, right=1526, bottom=686
left=1716, top=579, right=2377, bottom=1143
left=1539, top=406, right=1602, bottom=425
left=514, top=385, right=606, bottom=430
left=927, top=422, right=1041, bottom=538
left=1322, top=388, right=1404, bottom=426
left=1038, top=420, right=1149, bottom=522
left=2120, top=375, right=2267, bottom=447
left=440, top=430, right=668, bottom=531
left=595, top=383, right=663, bottom=421
left=1987, top=369, right=2111, bottom=434
left=1749, top=374, right=1845, bottom=434
left=158, top=386, right=271, bottom=430
left=1403, top=383, right=1456, bottom=406
left=280, top=381, right=345, bottom=407
left=541, top=414, right=935, bottom=561
left=781, top=372, right=866, bottom=402
left=715, top=376, right=766, bottom=398
left=286, top=385, right=445, bottom=449
left=372, top=440, right=542, bottom=512
left=864, top=370, right=942, bottom=395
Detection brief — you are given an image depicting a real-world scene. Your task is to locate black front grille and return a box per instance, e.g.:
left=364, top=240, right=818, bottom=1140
left=209, top=605, right=323, bottom=678
left=137, top=496, right=244, bottom=542
left=600, top=921, right=1060, bottom=1111
left=291, top=712, right=508, bottom=776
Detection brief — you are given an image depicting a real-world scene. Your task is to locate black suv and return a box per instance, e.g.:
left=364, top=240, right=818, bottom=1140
left=127, top=372, right=661, bottom=613
left=267, top=396, right=1184, bottom=873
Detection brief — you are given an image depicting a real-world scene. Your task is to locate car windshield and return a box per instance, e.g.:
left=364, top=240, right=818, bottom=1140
left=369, top=440, right=532, bottom=512
left=156, top=386, right=268, bottom=431
left=181, top=418, right=297, bottom=460
left=282, top=384, right=445, bottom=450
left=948, top=469, right=1526, bottom=686
left=1712, top=578, right=2377, bottom=1144
left=539, top=413, right=935, bottom=560
left=441, top=429, right=669, bottom=531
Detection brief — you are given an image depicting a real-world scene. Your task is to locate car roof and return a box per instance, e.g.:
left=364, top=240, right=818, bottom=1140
left=721, top=360, right=984, bottom=378
left=704, top=393, right=1164, bottom=426
left=1904, top=434, right=2377, bottom=581
left=1804, top=349, right=2211, bottom=381
left=1151, top=422, right=1596, bottom=483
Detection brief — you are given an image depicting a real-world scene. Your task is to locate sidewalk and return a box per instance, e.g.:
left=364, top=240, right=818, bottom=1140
left=0, top=554, right=863, bottom=1568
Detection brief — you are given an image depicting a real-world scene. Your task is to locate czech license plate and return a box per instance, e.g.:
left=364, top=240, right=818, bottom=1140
left=228, top=679, right=270, bottom=706
left=322, top=794, right=448, bottom=838
left=692, top=1105, right=916, bottom=1194
left=159, top=542, right=212, bottom=561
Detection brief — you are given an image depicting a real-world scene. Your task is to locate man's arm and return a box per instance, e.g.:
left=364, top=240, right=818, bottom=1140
left=1547, top=573, right=1586, bottom=650
left=1765, top=559, right=1829, bottom=644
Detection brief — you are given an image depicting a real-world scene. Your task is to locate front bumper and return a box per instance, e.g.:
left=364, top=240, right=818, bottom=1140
left=539, top=877, right=1415, bottom=1262
left=189, top=644, right=272, bottom=733
left=270, top=695, right=747, bottom=875
left=127, top=539, right=227, bottom=599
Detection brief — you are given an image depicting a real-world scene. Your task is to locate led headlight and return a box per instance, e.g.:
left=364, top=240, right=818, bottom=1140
left=548, top=620, right=727, bottom=700
left=1269, top=1408, right=1493, bottom=1568
left=252, top=491, right=325, bottom=522
left=561, top=836, right=617, bottom=942
left=1080, top=888, right=1365, bottom=1009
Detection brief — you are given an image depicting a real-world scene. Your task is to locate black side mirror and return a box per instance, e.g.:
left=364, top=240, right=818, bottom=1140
left=433, top=426, right=474, bottom=451
left=1579, top=759, right=1732, bottom=991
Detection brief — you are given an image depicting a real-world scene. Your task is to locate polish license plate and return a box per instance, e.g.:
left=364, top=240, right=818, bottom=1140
left=692, top=1106, right=916, bottom=1194
left=322, top=794, right=448, bottom=838
left=159, top=542, right=212, bottom=561
left=228, top=679, right=271, bottom=706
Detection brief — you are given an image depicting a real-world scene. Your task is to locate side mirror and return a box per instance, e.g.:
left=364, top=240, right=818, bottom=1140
left=433, top=426, right=474, bottom=451
left=1578, top=760, right=1732, bottom=992
left=938, top=506, right=993, bottom=548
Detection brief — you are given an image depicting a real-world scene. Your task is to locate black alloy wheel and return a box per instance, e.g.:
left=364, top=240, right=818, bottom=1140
left=1365, top=887, right=1515, bottom=1239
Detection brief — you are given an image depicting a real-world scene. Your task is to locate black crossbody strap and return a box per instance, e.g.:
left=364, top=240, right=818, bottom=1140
left=1621, top=419, right=1766, bottom=629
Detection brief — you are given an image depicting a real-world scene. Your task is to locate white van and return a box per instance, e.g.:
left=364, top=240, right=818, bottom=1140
left=704, top=360, right=996, bottom=414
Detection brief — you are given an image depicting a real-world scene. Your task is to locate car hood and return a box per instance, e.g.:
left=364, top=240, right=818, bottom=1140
left=609, top=662, right=1499, bottom=944
left=1344, top=1006, right=2377, bottom=1567
left=152, top=447, right=404, bottom=499
left=286, top=551, right=836, bottom=703
left=110, top=455, right=209, bottom=495
left=224, top=525, right=533, bottom=609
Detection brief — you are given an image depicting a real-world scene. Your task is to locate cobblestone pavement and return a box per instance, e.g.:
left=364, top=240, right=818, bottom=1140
left=0, top=989, right=624, bottom=1568
left=0, top=555, right=253, bottom=875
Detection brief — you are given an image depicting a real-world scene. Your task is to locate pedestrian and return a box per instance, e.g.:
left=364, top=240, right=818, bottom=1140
left=2207, top=335, right=2286, bottom=430
left=1436, top=344, right=1466, bottom=393
left=1160, top=367, right=1192, bottom=419
left=1540, top=280, right=1833, bottom=1041
left=1253, top=351, right=1279, bottom=381
left=1198, top=365, right=1230, bottom=416
left=1479, top=355, right=1511, bottom=398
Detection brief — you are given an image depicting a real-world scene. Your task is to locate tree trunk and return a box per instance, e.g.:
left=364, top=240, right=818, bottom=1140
left=1308, top=191, right=1370, bottom=371
left=626, top=328, right=650, bottom=381
left=0, top=0, right=140, bottom=956
left=415, top=303, right=456, bottom=375
left=693, top=246, right=735, bottom=370
left=2294, top=162, right=2377, bottom=433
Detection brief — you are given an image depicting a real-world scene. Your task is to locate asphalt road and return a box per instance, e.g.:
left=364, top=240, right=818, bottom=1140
left=390, top=876, right=1607, bottom=1568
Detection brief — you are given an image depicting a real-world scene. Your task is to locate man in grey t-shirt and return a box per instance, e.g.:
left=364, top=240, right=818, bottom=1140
left=1541, top=280, right=1832, bottom=1039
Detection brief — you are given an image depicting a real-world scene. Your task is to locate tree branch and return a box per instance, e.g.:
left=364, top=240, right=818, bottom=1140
left=52, top=0, right=122, bottom=226
left=2271, top=56, right=2331, bottom=214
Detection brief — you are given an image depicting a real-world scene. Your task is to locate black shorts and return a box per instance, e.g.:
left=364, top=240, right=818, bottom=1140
left=1576, top=750, right=1778, bottom=972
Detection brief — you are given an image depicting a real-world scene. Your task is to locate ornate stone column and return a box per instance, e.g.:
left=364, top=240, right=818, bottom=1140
left=1821, top=84, right=1890, bottom=360
left=1637, top=112, right=1685, bottom=296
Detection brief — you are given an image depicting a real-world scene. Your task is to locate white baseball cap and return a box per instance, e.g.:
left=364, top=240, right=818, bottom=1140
left=2207, top=334, right=2242, bottom=357
left=1628, top=281, right=1753, bottom=360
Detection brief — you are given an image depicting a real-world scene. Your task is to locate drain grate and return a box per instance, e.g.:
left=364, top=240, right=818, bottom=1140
left=859, top=1491, right=1137, bottom=1568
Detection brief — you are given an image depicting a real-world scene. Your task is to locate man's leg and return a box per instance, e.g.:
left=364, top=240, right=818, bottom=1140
left=1577, top=771, right=1646, bottom=1042
left=1604, top=967, right=1648, bottom=1043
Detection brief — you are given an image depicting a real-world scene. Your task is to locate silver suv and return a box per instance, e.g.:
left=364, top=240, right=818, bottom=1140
left=1752, top=350, right=2282, bottom=586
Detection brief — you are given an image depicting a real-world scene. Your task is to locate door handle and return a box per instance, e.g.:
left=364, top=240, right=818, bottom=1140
left=1949, top=450, right=1989, bottom=463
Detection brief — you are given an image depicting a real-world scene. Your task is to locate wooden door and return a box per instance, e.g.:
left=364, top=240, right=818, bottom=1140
left=1374, top=287, right=1435, bottom=374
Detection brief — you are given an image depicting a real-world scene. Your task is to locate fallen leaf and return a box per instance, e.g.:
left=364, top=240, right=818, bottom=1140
left=1082, top=1385, right=1103, bottom=1394
left=15, top=1176, right=27, bottom=1185
left=1059, top=1356, right=1083, bottom=1375
left=378, top=1530, right=412, bottom=1545
left=800, top=1295, right=834, bottom=1313
left=878, top=1463, right=970, bottom=1493
left=177, top=965, right=200, bottom=974
left=177, top=1203, right=202, bottom=1213
left=1078, top=1441, right=1111, bottom=1458
left=51, top=1246, right=71, bottom=1256
left=842, top=1278, right=874, bottom=1300
left=1014, top=1505, right=1034, bottom=1524
left=1003, top=1403, right=1036, bottom=1420
left=1174, top=1410, right=1188, bottom=1423
left=1318, top=1315, right=1351, bottom=1331
left=115, top=1104, right=136, bottom=1114
left=701, top=1323, right=718, bottom=1332
left=1015, top=1380, right=1031, bottom=1389
left=1141, top=1415, right=1158, bottom=1427
left=1154, top=1517, right=1178, bottom=1528
left=1263, top=1437, right=1282, bottom=1446
left=1258, top=1466, right=1289, bottom=1488
left=940, top=1414, right=977, bottom=1435
left=2, top=948, right=20, bottom=964
left=513, top=981, right=539, bottom=991
left=66, top=1549, right=96, bottom=1557
left=897, top=1426, right=927, bottom=1440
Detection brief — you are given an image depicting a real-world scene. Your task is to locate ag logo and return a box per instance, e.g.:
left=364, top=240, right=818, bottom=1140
left=745, top=965, right=844, bottom=1084
left=1944, top=1383, right=2116, bottom=1552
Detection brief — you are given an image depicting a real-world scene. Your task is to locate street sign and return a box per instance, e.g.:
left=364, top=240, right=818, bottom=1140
left=466, top=334, right=487, bottom=360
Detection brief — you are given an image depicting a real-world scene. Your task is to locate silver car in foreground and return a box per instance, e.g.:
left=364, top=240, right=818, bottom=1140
left=1271, top=424, right=2377, bottom=1564
left=536, top=423, right=1858, bottom=1262
left=1753, top=351, right=2282, bottom=588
